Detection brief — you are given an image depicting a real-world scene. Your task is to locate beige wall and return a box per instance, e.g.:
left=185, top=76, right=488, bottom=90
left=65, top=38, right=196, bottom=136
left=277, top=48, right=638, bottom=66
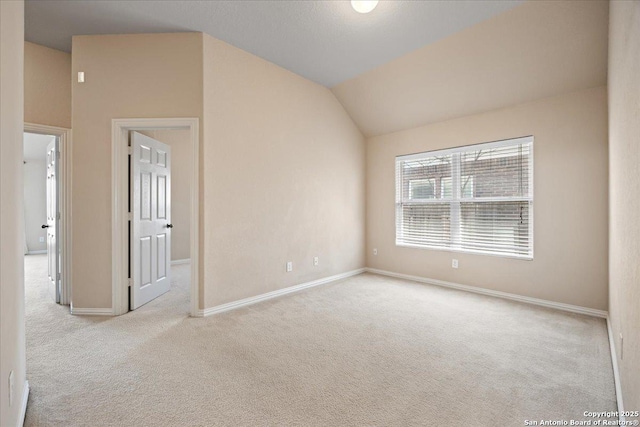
left=608, top=0, right=640, bottom=410
left=366, top=86, right=608, bottom=310
left=23, top=159, right=47, bottom=252
left=24, top=41, right=71, bottom=128
left=70, top=32, right=364, bottom=311
left=0, top=1, right=27, bottom=426
left=71, top=33, right=204, bottom=308
left=202, top=35, right=365, bottom=308
left=332, top=0, right=608, bottom=137
left=139, top=129, right=191, bottom=261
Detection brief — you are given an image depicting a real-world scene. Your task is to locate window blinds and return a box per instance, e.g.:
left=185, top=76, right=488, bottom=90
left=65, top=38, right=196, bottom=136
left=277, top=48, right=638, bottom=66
left=395, top=136, right=533, bottom=259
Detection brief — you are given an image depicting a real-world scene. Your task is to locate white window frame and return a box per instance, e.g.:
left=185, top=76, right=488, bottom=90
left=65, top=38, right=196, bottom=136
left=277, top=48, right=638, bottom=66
left=395, top=136, right=534, bottom=260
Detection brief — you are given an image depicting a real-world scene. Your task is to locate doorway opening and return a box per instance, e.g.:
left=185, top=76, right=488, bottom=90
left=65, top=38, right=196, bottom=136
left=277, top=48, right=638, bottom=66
left=23, top=123, right=72, bottom=307
left=112, top=118, right=199, bottom=317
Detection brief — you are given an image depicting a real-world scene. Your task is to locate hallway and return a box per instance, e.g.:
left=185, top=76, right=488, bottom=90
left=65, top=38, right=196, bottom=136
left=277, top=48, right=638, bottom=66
left=24, top=254, right=191, bottom=426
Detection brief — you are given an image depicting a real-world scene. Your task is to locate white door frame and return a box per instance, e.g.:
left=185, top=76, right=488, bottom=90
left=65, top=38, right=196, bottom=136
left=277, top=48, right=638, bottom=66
left=24, top=122, right=72, bottom=306
left=111, top=118, right=199, bottom=317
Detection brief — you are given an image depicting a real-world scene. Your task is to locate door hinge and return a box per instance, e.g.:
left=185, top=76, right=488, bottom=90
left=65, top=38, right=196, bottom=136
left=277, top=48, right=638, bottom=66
left=57, top=272, right=61, bottom=280
left=57, top=151, right=61, bottom=160
left=128, top=146, right=133, bottom=155
left=57, top=212, right=61, bottom=220
left=128, top=212, right=133, bottom=221
left=128, top=278, right=132, bottom=287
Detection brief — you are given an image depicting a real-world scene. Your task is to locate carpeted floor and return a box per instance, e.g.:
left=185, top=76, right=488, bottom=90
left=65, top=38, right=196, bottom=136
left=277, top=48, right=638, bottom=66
left=24, top=254, right=616, bottom=426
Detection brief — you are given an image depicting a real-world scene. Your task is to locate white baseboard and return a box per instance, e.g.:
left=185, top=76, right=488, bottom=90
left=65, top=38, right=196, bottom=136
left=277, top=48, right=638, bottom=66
left=171, top=258, right=191, bottom=266
left=18, top=380, right=29, bottom=427
left=70, top=307, right=113, bottom=316
left=365, top=268, right=608, bottom=318
left=197, top=268, right=365, bottom=317
left=607, top=317, right=626, bottom=421
left=26, top=250, right=47, bottom=255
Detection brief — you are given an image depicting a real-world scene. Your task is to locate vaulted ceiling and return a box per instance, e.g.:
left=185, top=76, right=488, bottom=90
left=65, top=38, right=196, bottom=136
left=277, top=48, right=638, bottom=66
left=25, top=0, right=522, bottom=88
left=25, top=0, right=609, bottom=138
left=332, top=0, right=609, bottom=136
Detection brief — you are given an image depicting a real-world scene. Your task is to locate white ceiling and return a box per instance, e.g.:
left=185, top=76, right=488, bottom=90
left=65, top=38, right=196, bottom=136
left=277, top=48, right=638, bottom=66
left=24, top=133, right=54, bottom=162
left=24, top=0, right=523, bottom=87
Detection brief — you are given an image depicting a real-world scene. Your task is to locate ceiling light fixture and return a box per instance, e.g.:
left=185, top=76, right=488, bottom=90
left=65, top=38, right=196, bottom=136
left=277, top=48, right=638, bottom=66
left=351, top=0, right=378, bottom=14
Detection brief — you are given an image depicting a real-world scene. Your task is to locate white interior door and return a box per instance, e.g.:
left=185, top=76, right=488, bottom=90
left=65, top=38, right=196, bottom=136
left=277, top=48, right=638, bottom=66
left=130, top=132, right=172, bottom=310
left=45, top=139, right=59, bottom=302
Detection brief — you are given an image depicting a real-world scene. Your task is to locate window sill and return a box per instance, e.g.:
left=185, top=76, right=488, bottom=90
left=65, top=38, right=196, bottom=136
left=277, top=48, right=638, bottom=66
left=395, top=242, right=533, bottom=261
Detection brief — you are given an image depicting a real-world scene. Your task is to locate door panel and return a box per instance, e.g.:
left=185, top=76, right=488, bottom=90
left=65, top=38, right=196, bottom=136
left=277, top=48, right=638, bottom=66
left=46, top=139, right=60, bottom=303
left=157, top=234, right=166, bottom=279
left=156, top=150, right=167, bottom=167
left=140, top=144, right=151, bottom=163
left=141, top=172, right=152, bottom=220
left=140, top=236, right=152, bottom=287
left=157, top=175, right=166, bottom=219
left=130, top=131, right=171, bottom=309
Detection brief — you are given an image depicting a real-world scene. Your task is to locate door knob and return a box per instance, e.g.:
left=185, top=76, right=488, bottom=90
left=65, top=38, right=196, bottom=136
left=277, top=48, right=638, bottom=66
left=41, top=224, right=49, bottom=229
left=166, top=224, right=173, bottom=228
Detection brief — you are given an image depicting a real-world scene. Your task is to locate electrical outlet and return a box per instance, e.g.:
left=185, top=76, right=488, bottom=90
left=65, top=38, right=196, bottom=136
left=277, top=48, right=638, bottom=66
left=373, top=248, right=378, bottom=256
left=313, top=257, right=319, bottom=266
left=39, top=236, right=45, bottom=243
left=286, top=261, right=293, bottom=272
left=452, top=259, right=459, bottom=269
left=9, top=370, right=14, bottom=407
left=620, top=333, right=624, bottom=359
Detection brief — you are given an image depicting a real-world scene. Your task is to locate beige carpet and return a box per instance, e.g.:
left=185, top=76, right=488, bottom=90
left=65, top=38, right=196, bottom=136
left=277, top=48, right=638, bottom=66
left=24, top=254, right=616, bottom=426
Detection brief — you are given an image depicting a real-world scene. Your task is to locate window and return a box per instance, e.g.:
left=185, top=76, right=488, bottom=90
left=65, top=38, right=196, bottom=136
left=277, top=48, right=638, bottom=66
left=409, top=178, right=436, bottom=199
left=395, top=136, right=533, bottom=259
left=441, top=176, right=473, bottom=199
